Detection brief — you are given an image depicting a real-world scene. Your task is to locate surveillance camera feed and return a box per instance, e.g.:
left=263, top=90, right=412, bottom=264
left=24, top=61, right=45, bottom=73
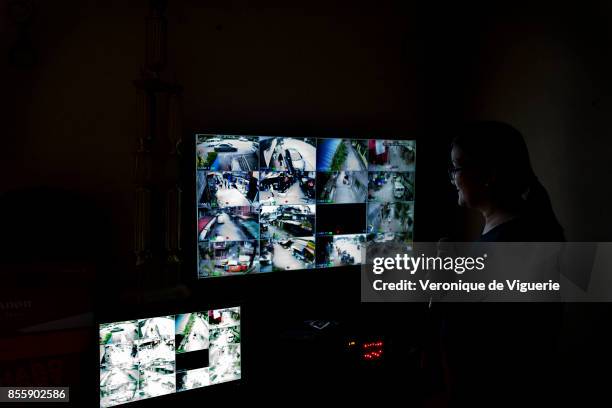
left=196, top=134, right=415, bottom=277
left=100, top=307, right=241, bottom=407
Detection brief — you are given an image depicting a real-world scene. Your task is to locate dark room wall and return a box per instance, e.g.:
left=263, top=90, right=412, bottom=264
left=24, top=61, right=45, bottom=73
left=166, top=1, right=424, bottom=136
left=2, top=0, right=147, bottom=271
left=455, top=7, right=612, bottom=241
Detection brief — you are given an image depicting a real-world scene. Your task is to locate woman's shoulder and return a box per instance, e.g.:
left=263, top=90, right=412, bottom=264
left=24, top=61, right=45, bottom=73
left=479, top=216, right=564, bottom=242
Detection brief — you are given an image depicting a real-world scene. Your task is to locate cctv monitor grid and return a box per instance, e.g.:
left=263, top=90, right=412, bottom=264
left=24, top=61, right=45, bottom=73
left=196, top=135, right=415, bottom=278
left=99, top=307, right=241, bottom=408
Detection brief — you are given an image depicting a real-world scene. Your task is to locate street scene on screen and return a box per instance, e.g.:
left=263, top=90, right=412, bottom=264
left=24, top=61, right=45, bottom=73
left=317, top=171, right=367, bottom=204
left=368, top=172, right=415, bottom=203
left=177, top=368, right=209, bottom=392
left=100, top=320, right=138, bottom=345
left=260, top=237, right=316, bottom=271
left=317, top=138, right=368, bottom=172
left=368, top=140, right=416, bottom=172
left=260, top=205, right=315, bottom=240
left=367, top=202, right=414, bottom=238
left=198, top=206, right=259, bottom=242
left=198, top=240, right=259, bottom=278
left=209, top=307, right=241, bottom=328
left=175, top=313, right=209, bottom=354
left=198, top=171, right=259, bottom=208
left=196, top=135, right=259, bottom=171
left=259, top=137, right=316, bottom=171
left=209, top=324, right=241, bottom=384
left=99, top=364, right=138, bottom=408
left=259, top=170, right=315, bottom=205
left=317, top=234, right=366, bottom=267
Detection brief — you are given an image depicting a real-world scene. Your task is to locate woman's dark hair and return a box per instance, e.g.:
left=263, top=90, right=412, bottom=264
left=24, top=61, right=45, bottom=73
left=451, top=121, right=564, bottom=239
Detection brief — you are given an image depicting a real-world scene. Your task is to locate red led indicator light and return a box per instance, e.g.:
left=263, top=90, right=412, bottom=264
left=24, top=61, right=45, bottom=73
left=361, top=340, right=384, bottom=361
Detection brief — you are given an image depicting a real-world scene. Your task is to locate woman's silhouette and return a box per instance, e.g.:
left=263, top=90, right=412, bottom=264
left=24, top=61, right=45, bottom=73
left=442, top=121, right=565, bottom=407
left=449, top=121, right=564, bottom=241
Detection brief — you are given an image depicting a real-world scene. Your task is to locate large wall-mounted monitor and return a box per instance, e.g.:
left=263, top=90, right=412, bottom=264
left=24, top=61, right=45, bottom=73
left=196, top=135, right=415, bottom=278
left=99, top=307, right=241, bottom=407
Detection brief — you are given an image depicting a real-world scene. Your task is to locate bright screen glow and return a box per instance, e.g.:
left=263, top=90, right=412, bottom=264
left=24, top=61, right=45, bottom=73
left=196, top=135, right=416, bottom=278
left=99, top=307, right=241, bottom=407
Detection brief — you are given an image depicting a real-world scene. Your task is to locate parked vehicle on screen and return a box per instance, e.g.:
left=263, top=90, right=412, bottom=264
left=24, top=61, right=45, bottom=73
left=285, top=148, right=305, bottom=172
left=215, top=143, right=238, bottom=152
left=393, top=181, right=405, bottom=199
left=279, top=239, right=293, bottom=249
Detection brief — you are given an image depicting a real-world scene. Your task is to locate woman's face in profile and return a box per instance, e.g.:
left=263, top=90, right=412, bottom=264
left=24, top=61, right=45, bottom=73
left=451, top=145, right=488, bottom=209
